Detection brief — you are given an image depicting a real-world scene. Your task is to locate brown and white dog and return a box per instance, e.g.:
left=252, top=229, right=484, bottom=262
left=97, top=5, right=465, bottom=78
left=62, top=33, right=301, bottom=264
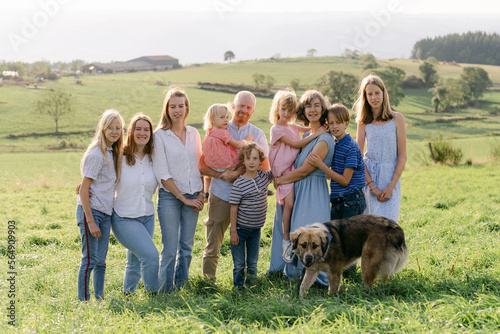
left=290, top=214, right=409, bottom=297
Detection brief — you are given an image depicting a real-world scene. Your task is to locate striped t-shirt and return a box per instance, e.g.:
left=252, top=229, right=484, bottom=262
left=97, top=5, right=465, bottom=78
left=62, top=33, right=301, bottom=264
left=330, top=133, right=365, bottom=198
left=229, top=170, right=273, bottom=229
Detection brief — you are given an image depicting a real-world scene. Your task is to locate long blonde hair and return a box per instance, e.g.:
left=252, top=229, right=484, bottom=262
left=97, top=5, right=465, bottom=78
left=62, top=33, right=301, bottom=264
left=269, top=89, right=298, bottom=124
left=124, top=113, right=154, bottom=166
left=157, top=88, right=190, bottom=130
left=354, top=74, right=393, bottom=124
left=82, top=109, right=124, bottom=182
left=203, top=103, right=231, bottom=131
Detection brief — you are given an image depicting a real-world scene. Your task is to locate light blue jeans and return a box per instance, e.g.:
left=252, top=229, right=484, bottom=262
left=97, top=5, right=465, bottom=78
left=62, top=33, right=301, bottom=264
left=76, top=205, right=111, bottom=301
left=230, top=226, right=261, bottom=287
left=111, top=211, right=159, bottom=294
left=157, top=189, right=199, bottom=293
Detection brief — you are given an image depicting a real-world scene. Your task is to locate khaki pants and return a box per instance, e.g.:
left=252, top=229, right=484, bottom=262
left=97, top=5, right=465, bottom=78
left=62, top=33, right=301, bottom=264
left=202, top=193, right=231, bottom=280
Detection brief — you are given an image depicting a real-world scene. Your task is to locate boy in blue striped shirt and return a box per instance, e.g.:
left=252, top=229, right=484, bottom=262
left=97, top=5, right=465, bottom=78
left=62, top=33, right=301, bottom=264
left=308, top=103, right=366, bottom=219
left=229, top=143, right=273, bottom=288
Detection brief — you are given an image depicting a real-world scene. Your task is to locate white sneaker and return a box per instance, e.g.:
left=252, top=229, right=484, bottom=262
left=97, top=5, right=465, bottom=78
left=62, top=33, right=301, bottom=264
left=282, top=240, right=293, bottom=264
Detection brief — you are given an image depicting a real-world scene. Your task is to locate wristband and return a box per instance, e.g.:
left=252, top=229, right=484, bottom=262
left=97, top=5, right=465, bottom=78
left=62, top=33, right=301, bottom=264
left=367, top=180, right=374, bottom=186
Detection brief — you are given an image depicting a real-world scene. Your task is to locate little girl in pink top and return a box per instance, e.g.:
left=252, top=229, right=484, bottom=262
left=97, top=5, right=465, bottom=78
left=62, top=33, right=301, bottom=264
left=202, top=104, right=253, bottom=192
left=269, top=90, right=326, bottom=263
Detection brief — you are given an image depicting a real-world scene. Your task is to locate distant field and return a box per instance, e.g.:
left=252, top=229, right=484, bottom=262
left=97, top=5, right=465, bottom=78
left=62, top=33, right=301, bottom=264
left=0, top=56, right=499, bottom=165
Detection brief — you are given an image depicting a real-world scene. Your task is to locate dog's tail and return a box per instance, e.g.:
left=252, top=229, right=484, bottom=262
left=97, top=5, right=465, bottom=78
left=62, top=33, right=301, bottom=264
left=388, top=226, right=409, bottom=274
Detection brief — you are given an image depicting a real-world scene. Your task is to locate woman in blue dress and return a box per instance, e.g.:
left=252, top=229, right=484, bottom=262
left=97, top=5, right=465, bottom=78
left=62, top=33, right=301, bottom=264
left=355, top=74, right=407, bottom=223
left=268, top=90, right=334, bottom=285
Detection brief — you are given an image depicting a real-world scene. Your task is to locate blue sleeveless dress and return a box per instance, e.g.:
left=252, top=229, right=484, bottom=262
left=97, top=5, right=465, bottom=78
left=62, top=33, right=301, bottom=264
left=268, top=132, right=335, bottom=285
left=363, top=118, right=401, bottom=223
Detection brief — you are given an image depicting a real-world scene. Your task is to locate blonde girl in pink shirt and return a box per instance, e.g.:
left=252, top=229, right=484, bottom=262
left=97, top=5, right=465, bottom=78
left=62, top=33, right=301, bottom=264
left=268, top=90, right=326, bottom=262
left=202, top=103, right=253, bottom=194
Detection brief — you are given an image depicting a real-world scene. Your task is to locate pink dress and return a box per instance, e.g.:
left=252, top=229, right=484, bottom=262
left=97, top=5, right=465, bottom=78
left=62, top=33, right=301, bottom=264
left=269, top=124, right=300, bottom=205
left=203, top=128, right=239, bottom=169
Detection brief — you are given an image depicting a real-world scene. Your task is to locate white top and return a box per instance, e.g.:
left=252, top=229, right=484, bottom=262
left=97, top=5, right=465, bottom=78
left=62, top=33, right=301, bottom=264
left=153, top=126, right=203, bottom=195
left=114, top=155, right=158, bottom=218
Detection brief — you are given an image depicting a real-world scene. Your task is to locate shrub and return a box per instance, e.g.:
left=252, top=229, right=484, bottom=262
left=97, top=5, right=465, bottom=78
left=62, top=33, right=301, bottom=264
left=430, top=134, right=463, bottom=165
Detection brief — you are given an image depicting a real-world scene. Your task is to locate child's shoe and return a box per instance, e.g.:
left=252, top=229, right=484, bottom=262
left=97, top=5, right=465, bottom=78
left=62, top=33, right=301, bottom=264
left=282, top=239, right=293, bottom=264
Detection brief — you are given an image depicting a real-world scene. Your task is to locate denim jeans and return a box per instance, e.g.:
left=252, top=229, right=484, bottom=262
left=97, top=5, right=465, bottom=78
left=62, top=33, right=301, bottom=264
left=157, top=189, right=199, bottom=293
left=230, top=226, right=261, bottom=287
left=76, top=205, right=111, bottom=301
left=111, top=211, right=159, bottom=294
left=330, top=189, right=366, bottom=220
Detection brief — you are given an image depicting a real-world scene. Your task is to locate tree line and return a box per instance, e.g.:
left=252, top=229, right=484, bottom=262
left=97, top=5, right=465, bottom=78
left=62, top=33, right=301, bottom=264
left=411, top=31, right=500, bottom=66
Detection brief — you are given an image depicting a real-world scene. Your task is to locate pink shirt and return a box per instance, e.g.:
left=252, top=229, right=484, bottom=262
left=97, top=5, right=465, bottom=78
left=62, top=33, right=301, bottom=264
left=203, top=128, right=240, bottom=169
left=269, top=124, right=300, bottom=204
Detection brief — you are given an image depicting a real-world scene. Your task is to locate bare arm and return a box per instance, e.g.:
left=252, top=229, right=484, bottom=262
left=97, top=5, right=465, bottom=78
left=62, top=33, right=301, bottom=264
left=307, top=153, right=354, bottom=187
left=276, top=126, right=326, bottom=149
left=79, top=177, right=101, bottom=238
left=160, top=178, right=204, bottom=211
left=230, top=204, right=239, bottom=246
left=378, top=112, right=407, bottom=201
left=228, top=134, right=254, bottom=149
left=275, top=140, right=329, bottom=186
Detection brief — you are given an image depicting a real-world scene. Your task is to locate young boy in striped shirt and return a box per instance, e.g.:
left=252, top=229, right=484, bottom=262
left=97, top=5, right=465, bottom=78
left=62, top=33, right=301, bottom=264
left=307, top=103, right=366, bottom=219
left=229, top=143, right=273, bottom=289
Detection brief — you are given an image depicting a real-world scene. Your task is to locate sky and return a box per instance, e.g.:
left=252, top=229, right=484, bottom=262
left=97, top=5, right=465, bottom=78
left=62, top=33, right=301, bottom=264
left=1, top=0, right=499, bottom=64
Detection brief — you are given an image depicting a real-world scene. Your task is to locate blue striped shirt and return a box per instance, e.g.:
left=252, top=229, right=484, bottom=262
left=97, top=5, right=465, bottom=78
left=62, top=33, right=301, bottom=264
left=229, top=170, right=273, bottom=229
left=330, top=134, right=365, bottom=198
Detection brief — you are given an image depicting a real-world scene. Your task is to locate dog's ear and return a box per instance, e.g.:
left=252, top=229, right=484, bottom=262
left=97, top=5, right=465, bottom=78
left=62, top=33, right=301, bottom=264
left=290, top=230, right=301, bottom=250
left=320, top=232, right=329, bottom=256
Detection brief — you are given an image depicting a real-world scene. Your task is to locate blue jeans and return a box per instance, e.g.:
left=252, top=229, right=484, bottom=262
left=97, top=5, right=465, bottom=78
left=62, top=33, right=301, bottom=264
left=76, top=205, right=111, bottom=301
left=230, top=226, right=261, bottom=287
left=330, top=189, right=366, bottom=220
left=111, top=211, right=159, bottom=294
left=157, top=189, right=199, bottom=293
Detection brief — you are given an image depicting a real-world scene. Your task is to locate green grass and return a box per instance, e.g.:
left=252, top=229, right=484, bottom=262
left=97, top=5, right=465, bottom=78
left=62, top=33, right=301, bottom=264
left=1, top=152, right=499, bottom=332
left=1, top=56, right=500, bottom=332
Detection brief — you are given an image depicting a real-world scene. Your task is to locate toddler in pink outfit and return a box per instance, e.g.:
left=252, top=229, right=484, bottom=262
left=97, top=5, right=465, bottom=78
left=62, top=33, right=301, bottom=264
left=202, top=104, right=253, bottom=192
left=268, top=90, right=326, bottom=263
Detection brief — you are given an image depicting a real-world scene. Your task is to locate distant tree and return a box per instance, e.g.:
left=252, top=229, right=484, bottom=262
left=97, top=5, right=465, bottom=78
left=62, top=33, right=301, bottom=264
left=57, top=62, right=68, bottom=74
left=34, top=89, right=74, bottom=133
left=431, top=78, right=470, bottom=112
left=252, top=73, right=265, bottom=89
left=426, top=56, right=439, bottom=65
left=315, top=71, right=358, bottom=106
left=341, top=48, right=360, bottom=60
left=362, top=53, right=378, bottom=70
left=460, top=66, right=492, bottom=101
left=224, top=50, right=235, bottom=62
left=70, top=59, right=85, bottom=73
left=370, top=66, right=406, bottom=106
left=31, top=60, right=52, bottom=79
left=419, top=61, right=438, bottom=88
left=265, top=75, right=276, bottom=90
left=306, top=48, right=317, bottom=57
left=290, top=78, right=300, bottom=91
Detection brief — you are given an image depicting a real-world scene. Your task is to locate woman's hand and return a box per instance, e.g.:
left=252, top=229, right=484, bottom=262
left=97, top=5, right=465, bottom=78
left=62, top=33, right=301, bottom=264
left=182, top=197, right=204, bottom=212
left=87, top=220, right=102, bottom=238
left=230, top=229, right=239, bottom=246
left=369, top=187, right=383, bottom=200
left=377, top=186, right=394, bottom=202
left=307, top=152, right=322, bottom=168
left=273, top=177, right=282, bottom=189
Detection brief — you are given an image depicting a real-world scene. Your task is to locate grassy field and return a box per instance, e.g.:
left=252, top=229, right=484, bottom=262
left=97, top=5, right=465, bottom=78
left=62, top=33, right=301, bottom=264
left=1, top=56, right=500, bottom=332
left=0, top=151, right=499, bottom=332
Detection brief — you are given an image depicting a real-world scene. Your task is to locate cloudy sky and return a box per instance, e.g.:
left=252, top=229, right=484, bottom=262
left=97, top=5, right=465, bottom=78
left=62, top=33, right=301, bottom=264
left=2, top=0, right=499, bottom=64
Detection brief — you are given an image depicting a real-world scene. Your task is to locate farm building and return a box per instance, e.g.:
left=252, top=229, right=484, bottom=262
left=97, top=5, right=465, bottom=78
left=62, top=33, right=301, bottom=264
left=81, top=55, right=178, bottom=74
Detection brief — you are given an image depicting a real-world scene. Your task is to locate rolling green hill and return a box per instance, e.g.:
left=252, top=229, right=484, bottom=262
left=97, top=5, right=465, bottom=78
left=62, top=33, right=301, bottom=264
left=1, top=56, right=499, bottom=165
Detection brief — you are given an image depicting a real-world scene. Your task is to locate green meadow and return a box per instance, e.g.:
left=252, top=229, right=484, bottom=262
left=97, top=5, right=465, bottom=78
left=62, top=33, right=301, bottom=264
left=1, top=57, right=500, bottom=332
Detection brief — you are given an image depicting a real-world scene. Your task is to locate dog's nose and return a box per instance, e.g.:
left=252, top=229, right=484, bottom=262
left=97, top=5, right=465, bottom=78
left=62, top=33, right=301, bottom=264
left=304, top=254, right=313, bottom=266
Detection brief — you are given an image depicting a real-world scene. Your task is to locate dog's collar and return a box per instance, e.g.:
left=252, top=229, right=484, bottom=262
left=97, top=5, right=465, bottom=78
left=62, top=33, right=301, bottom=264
left=321, top=229, right=333, bottom=261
